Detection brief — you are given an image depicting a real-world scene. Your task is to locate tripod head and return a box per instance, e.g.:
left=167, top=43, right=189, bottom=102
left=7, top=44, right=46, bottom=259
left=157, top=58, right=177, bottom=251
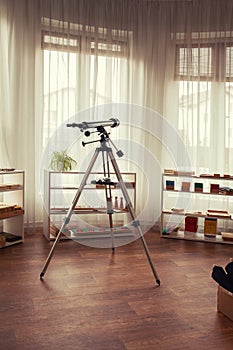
left=67, top=118, right=124, bottom=157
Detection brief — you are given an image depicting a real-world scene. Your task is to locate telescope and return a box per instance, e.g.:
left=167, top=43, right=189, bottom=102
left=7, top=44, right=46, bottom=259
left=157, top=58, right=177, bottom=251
left=67, top=118, right=120, bottom=131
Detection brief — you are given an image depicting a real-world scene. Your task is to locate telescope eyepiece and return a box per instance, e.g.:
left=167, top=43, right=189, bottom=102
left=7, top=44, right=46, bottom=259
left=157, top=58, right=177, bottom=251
left=109, top=118, right=120, bottom=128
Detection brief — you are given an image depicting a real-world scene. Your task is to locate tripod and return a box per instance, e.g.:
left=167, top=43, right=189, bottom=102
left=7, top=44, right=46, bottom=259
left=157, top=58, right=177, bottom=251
left=40, top=125, right=160, bottom=285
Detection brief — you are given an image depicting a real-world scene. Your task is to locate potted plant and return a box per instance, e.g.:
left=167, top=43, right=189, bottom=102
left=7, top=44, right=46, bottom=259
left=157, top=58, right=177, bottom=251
left=49, top=150, right=77, bottom=171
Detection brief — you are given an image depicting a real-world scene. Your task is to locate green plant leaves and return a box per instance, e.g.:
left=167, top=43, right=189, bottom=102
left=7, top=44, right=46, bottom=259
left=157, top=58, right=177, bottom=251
left=49, top=150, right=77, bottom=171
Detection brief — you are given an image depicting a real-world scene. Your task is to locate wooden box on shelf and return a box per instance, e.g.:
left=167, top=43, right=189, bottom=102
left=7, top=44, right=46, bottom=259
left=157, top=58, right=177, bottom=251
left=210, top=183, right=220, bottom=194
left=204, top=217, right=217, bottom=236
left=166, top=180, right=174, bottom=190
left=185, top=216, right=198, bottom=232
left=194, top=182, right=203, bottom=192
left=181, top=181, right=190, bottom=192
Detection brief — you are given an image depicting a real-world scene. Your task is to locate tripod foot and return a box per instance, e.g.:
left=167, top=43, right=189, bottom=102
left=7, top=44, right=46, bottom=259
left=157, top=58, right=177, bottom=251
left=156, top=279, right=161, bottom=286
left=40, top=272, right=44, bottom=279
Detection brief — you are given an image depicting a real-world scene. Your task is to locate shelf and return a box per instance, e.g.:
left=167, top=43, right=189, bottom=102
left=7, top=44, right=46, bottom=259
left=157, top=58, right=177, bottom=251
left=0, top=209, right=24, bottom=220
left=0, top=231, right=23, bottom=248
left=43, top=170, right=136, bottom=241
left=0, top=184, right=23, bottom=192
left=161, top=171, right=233, bottom=245
left=47, top=227, right=135, bottom=242
left=0, top=238, right=23, bottom=248
left=164, top=189, right=233, bottom=197
left=68, top=227, right=133, bottom=239
left=49, top=208, right=128, bottom=215
left=162, top=209, right=232, bottom=219
left=162, top=230, right=233, bottom=245
left=0, top=171, right=24, bottom=247
left=0, top=169, right=24, bottom=175
left=50, top=182, right=135, bottom=190
left=164, top=173, right=233, bottom=180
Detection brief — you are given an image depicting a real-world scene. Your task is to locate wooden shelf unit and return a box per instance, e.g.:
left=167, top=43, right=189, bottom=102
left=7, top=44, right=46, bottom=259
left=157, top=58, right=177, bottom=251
left=161, top=173, right=233, bottom=244
left=43, top=170, right=136, bottom=240
left=0, top=170, right=25, bottom=248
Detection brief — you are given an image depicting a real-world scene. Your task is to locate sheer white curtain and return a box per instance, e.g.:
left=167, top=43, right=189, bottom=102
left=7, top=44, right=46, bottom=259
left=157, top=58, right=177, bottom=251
left=1, top=0, right=233, bottom=229
left=0, top=0, right=42, bottom=232
left=164, top=0, right=233, bottom=175
left=40, top=0, right=170, bottom=227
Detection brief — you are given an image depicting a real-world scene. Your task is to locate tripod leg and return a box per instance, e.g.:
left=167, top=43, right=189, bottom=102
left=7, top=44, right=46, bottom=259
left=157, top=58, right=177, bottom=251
left=103, top=152, right=115, bottom=252
left=40, top=148, right=100, bottom=278
left=40, top=213, right=71, bottom=279
left=106, top=197, right=115, bottom=253
left=108, top=150, right=160, bottom=286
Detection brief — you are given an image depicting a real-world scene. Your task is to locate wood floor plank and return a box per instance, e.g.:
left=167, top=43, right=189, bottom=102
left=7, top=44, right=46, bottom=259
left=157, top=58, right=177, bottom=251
left=1, top=230, right=233, bottom=349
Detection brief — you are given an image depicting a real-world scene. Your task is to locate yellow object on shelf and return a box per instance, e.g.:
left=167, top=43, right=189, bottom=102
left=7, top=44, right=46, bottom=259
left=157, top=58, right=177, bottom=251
left=204, top=217, right=217, bottom=236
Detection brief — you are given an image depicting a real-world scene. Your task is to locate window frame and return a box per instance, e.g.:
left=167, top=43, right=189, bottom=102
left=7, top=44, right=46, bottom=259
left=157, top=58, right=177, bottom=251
left=41, top=17, right=131, bottom=57
left=175, top=43, right=215, bottom=81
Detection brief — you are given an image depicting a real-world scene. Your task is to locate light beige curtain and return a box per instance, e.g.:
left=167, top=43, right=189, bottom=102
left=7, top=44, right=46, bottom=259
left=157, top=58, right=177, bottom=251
left=40, top=0, right=173, bottom=231
left=0, top=0, right=43, bottom=232
left=1, top=0, right=233, bottom=229
left=164, top=0, right=233, bottom=175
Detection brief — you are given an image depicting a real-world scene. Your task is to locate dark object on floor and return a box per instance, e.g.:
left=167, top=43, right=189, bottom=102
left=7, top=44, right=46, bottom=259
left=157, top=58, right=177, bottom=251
left=211, top=262, right=233, bottom=293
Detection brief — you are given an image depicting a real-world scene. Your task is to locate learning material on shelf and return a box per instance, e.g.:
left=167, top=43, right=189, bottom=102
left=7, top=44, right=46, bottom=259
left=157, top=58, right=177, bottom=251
left=221, top=232, right=233, bottom=241
left=181, top=181, right=190, bottom=191
left=171, top=208, right=184, bottom=213
left=166, top=180, right=175, bottom=190
left=194, top=182, right=203, bottom=192
left=204, top=217, right=217, bottom=236
left=0, top=168, right=15, bottom=172
left=206, top=210, right=231, bottom=218
left=185, top=216, right=198, bottom=232
left=0, top=203, right=23, bottom=219
left=0, top=184, right=22, bottom=191
left=164, top=169, right=195, bottom=176
left=210, top=183, right=220, bottom=193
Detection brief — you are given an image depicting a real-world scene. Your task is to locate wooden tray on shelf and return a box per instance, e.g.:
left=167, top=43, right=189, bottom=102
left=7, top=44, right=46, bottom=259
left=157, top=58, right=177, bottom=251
left=206, top=210, right=231, bottom=218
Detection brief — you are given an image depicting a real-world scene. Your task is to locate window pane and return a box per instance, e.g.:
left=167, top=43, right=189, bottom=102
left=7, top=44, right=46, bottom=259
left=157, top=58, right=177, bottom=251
left=226, top=46, right=233, bottom=80
left=43, top=48, right=127, bottom=148
left=43, top=50, right=77, bottom=147
left=225, top=82, right=233, bottom=148
left=176, top=46, right=212, bottom=79
left=179, top=81, right=211, bottom=147
left=43, top=32, right=80, bottom=50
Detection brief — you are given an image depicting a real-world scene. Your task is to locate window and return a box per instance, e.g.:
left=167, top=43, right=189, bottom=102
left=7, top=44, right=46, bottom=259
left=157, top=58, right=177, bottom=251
left=176, top=45, right=212, bottom=147
left=226, top=46, right=233, bottom=80
left=175, top=35, right=233, bottom=150
left=225, top=45, right=233, bottom=148
left=42, top=31, right=81, bottom=52
left=41, top=17, right=131, bottom=148
left=176, top=45, right=213, bottom=80
left=41, top=17, right=129, bottom=56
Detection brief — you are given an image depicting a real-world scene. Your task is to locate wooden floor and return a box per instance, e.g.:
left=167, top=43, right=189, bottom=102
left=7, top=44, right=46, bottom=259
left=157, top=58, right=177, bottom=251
left=1, top=230, right=233, bottom=350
